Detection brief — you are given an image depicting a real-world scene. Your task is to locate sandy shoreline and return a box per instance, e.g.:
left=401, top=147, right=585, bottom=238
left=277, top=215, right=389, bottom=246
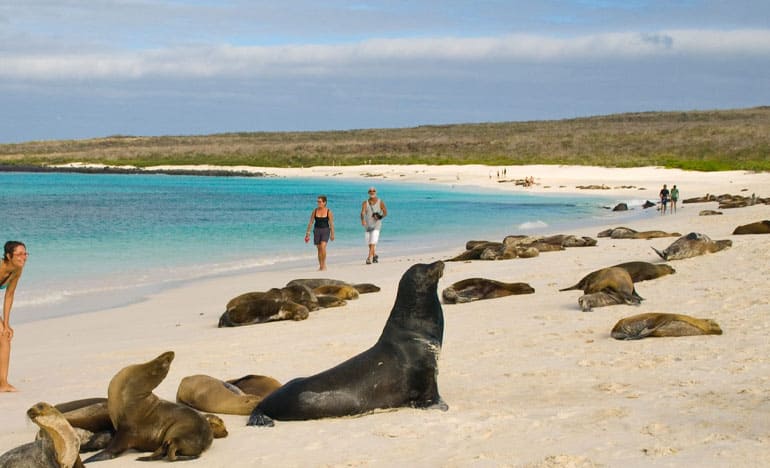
left=2, top=164, right=769, bottom=467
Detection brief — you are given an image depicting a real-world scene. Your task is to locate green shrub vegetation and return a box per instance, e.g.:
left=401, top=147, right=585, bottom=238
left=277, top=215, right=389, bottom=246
left=1, top=107, right=769, bottom=171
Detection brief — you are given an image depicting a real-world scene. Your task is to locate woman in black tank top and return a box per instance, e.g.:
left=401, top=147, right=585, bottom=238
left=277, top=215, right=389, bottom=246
left=305, top=195, right=335, bottom=270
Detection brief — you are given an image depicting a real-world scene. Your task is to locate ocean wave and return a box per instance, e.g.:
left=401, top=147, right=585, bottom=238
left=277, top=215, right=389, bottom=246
left=517, top=220, right=548, bottom=230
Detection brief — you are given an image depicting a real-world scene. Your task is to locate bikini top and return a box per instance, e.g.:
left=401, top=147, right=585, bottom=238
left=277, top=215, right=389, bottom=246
left=0, top=273, right=11, bottom=290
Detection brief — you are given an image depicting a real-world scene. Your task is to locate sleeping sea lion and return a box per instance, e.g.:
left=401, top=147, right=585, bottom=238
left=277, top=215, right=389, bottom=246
left=441, top=278, right=534, bottom=304
left=651, top=232, right=732, bottom=261
left=560, top=267, right=643, bottom=311
left=84, top=351, right=214, bottom=463
left=219, top=289, right=309, bottom=327
left=177, top=375, right=277, bottom=416
left=285, top=279, right=380, bottom=294
left=0, top=402, right=84, bottom=468
left=312, top=284, right=359, bottom=300
left=226, top=374, right=283, bottom=397
left=248, top=261, right=448, bottom=426
left=732, top=220, right=770, bottom=235
left=560, top=262, right=674, bottom=291
left=611, top=313, right=723, bottom=340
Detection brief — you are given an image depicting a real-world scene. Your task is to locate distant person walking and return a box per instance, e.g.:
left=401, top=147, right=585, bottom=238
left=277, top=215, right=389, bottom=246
left=1, top=241, right=28, bottom=393
left=670, top=185, right=679, bottom=213
left=305, top=195, right=335, bottom=270
left=659, top=184, right=670, bottom=214
left=361, top=187, right=388, bottom=264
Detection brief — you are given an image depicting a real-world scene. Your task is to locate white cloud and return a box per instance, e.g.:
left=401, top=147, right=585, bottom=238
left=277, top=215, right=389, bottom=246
left=1, top=29, right=769, bottom=80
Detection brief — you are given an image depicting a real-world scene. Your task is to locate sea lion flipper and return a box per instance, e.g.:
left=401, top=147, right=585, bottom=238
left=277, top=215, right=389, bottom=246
left=84, top=448, right=117, bottom=463
left=246, top=409, right=275, bottom=427
left=651, top=246, right=667, bottom=260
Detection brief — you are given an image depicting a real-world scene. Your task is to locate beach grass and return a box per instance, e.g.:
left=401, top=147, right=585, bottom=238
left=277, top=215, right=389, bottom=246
left=1, top=106, right=769, bottom=171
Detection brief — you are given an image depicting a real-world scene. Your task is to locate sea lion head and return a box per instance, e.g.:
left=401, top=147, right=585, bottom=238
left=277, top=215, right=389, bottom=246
left=203, top=414, right=228, bottom=438
left=28, top=402, right=81, bottom=468
left=386, top=261, right=444, bottom=335
left=109, top=351, right=174, bottom=408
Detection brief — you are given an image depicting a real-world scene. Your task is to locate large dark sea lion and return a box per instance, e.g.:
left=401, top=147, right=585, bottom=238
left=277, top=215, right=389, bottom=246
left=560, top=261, right=674, bottom=292
left=84, top=351, right=214, bottom=463
left=247, top=261, right=448, bottom=427
left=0, top=402, right=84, bottom=468
left=732, top=220, right=770, bottom=235
left=177, top=374, right=279, bottom=416
left=651, top=232, right=732, bottom=261
left=611, top=313, right=723, bottom=340
left=441, top=278, right=534, bottom=304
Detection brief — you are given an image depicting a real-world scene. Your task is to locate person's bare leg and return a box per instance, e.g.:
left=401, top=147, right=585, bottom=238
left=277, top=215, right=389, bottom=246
left=0, top=335, right=17, bottom=392
left=318, top=242, right=327, bottom=270
left=368, top=244, right=376, bottom=262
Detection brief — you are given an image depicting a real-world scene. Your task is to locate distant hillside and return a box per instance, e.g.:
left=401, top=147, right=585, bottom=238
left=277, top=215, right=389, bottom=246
left=1, top=106, right=769, bottom=171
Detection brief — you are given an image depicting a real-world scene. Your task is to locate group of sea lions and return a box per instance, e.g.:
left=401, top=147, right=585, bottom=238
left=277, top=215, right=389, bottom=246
left=446, top=233, right=597, bottom=262
left=557, top=231, right=732, bottom=339
left=1, top=262, right=448, bottom=464
left=682, top=192, right=768, bottom=209
left=218, top=278, right=380, bottom=327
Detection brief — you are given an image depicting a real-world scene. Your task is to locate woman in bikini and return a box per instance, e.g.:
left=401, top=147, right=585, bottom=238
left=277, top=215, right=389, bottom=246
left=305, top=196, right=335, bottom=270
left=1, top=241, right=28, bottom=392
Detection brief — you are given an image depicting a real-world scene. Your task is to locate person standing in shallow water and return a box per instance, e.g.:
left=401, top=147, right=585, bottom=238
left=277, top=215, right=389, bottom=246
left=361, top=187, right=388, bottom=264
left=305, top=195, right=335, bottom=270
left=1, top=241, right=28, bottom=392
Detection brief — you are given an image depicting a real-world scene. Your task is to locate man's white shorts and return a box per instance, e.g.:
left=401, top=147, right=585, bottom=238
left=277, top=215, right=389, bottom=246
left=365, top=229, right=380, bottom=245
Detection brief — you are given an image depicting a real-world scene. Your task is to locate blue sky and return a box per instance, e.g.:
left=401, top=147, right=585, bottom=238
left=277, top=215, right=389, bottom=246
left=1, top=1, right=768, bottom=143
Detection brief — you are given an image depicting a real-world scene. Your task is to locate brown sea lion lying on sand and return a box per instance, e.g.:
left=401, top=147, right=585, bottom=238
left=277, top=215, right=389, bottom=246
left=560, top=267, right=643, bottom=311
left=597, top=226, right=681, bottom=239
left=732, top=220, right=770, bottom=235
left=285, top=278, right=380, bottom=294
left=446, top=234, right=596, bottom=261
left=0, top=402, right=84, bottom=468
left=177, top=375, right=282, bottom=416
left=219, top=289, right=310, bottom=327
left=560, top=261, right=674, bottom=292
left=442, top=278, right=535, bottom=304
left=651, top=232, right=732, bottom=261
left=611, top=313, right=722, bottom=340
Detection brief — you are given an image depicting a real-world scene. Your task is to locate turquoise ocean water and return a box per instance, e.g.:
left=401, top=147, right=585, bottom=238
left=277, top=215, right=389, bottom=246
left=2, top=171, right=645, bottom=323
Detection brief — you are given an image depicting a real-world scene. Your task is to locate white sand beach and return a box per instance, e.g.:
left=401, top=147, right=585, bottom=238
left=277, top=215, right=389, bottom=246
left=1, top=164, right=769, bottom=467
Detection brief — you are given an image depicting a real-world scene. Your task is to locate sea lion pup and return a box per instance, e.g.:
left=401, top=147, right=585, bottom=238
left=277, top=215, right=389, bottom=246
left=0, top=402, right=84, bottom=468
left=651, top=232, right=732, bottom=261
left=84, top=351, right=214, bottom=463
left=441, top=278, right=535, bottom=304
left=247, top=261, right=448, bottom=427
left=177, top=374, right=275, bottom=416
left=560, top=262, right=675, bottom=291
left=611, top=313, right=723, bottom=340
left=732, top=220, right=770, bottom=235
